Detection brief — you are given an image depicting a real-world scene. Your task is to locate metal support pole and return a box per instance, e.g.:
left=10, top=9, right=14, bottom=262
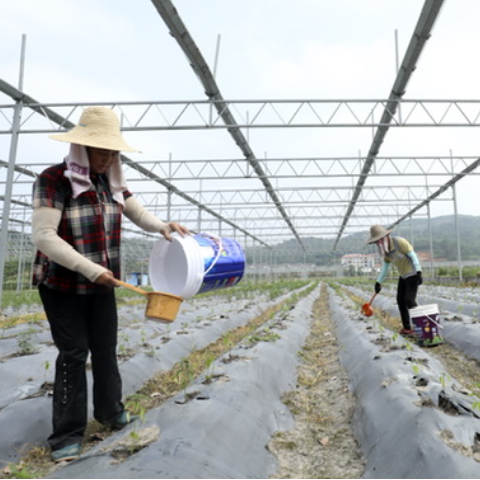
left=427, top=203, right=435, bottom=280
left=394, top=29, right=403, bottom=124
left=233, top=211, right=237, bottom=241
left=16, top=207, right=27, bottom=292
left=252, top=240, right=257, bottom=283
left=450, top=150, right=463, bottom=282
left=452, top=184, right=463, bottom=282
left=218, top=198, right=222, bottom=237
left=197, top=180, right=202, bottom=232
left=0, top=35, right=26, bottom=306
left=167, top=153, right=172, bottom=222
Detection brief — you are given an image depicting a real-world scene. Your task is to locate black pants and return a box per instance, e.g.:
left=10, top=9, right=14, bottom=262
left=396, top=275, right=420, bottom=329
left=39, top=284, right=124, bottom=450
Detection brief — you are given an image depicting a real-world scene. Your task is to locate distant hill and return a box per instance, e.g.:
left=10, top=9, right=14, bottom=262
left=245, top=215, right=480, bottom=266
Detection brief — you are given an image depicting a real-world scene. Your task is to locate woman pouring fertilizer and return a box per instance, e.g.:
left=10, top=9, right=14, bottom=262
left=367, top=224, right=423, bottom=336
left=31, top=107, right=190, bottom=463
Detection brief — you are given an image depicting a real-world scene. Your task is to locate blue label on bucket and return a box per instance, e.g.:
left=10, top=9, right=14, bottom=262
left=194, top=234, right=245, bottom=294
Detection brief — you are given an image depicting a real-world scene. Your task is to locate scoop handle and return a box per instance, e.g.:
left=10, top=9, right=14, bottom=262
left=116, top=279, right=149, bottom=297
left=369, top=292, right=377, bottom=305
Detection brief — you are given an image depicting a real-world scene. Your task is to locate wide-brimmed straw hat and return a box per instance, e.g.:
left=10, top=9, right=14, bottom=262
left=367, top=224, right=393, bottom=244
left=49, top=107, right=137, bottom=152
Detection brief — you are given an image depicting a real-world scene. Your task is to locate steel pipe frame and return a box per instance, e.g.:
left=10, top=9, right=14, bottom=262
left=9, top=155, right=478, bottom=168
left=0, top=192, right=451, bottom=226
left=7, top=169, right=477, bottom=185
left=149, top=0, right=304, bottom=248
left=388, top=156, right=480, bottom=229
left=0, top=84, right=269, bottom=251
left=4, top=98, right=480, bottom=131
left=334, top=0, right=446, bottom=250
left=0, top=2, right=478, bottom=258
left=1, top=196, right=453, bottom=211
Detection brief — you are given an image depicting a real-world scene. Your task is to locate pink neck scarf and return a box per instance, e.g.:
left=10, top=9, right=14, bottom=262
left=377, top=236, right=390, bottom=257
left=63, top=144, right=127, bottom=206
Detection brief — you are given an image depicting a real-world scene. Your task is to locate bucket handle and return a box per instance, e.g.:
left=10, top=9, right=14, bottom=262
left=198, top=232, right=223, bottom=276
left=424, top=314, right=443, bottom=329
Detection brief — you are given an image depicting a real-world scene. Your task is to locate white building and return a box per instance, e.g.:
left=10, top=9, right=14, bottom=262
left=341, top=254, right=376, bottom=274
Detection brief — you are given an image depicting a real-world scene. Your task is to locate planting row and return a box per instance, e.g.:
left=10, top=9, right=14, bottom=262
left=328, top=284, right=480, bottom=478
left=343, top=281, right=480, bottom=363
left=4, top=279, right=480, bottom=478
left=47, top=284, right=320, bottom=479
left=0, top=280, right=313, bottom=474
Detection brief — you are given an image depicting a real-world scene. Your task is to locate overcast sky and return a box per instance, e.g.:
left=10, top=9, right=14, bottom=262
left=1, top=0, right=480, bottom=235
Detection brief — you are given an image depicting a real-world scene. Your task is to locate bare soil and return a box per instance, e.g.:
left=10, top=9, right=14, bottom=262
left=268, top=286, right=365, bottom=479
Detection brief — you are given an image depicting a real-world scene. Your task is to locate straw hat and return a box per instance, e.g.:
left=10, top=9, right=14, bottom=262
left=49, top=107, right=137, bottom=152
left=367, top=224, right=393, bottom=244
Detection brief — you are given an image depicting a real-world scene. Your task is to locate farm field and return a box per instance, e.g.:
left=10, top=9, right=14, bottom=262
left=1, top=279, right=480, bottom=478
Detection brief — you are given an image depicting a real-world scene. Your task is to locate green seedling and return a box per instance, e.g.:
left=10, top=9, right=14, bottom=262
left=42, top=360, right=51, bottom=383
left=6, top=462, right=34, bottom=479
left=439, top=372, right=451, bottom=389
left=16, top=330, right=37, bottom=356
left=175, top=358, right=194, bottom=401
left=204, top=353, right=216, bottom=383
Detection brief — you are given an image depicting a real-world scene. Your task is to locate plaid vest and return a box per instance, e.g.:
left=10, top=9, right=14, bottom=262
left=32, top=162, right=131, bottom=294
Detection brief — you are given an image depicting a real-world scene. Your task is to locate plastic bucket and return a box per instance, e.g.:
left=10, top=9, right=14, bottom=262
left=409, top=304, right=443, bottom=347
left=149, top=233, right=245, bottom=299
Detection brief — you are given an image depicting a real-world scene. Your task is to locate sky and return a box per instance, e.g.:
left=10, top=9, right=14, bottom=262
left=1, top=0, right=480, bottom=245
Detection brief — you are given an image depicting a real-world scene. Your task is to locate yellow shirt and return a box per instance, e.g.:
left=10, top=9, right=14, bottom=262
left=384, top=236, right=416, bottom=278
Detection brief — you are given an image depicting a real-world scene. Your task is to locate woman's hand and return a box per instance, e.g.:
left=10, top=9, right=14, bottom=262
left=161, top=222, right=191, bottom=242
left=95, top=270, right=118, bottom=287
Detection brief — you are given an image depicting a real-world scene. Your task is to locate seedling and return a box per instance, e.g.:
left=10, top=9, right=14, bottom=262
left=127, top=430, right=142, bottom=456
left=41, top=360, right=51, bottom=383
left=439, top=372, right=451, bottom=389
left=175, top=358, right=194, bottom=401
left=204, top=353, right=216, bottom=383
left=125, top=394, right=148, bottom=423
left=6, top=462, right=34, bottom=479
left=16, top=329, right=37, bottom=356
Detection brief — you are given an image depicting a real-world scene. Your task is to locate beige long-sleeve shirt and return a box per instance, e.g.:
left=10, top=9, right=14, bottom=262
left=31, top=195, right=170, bottom=282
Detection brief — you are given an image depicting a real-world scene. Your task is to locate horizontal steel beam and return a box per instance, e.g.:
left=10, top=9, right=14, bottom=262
left=2, top=99, right=480, bottom=132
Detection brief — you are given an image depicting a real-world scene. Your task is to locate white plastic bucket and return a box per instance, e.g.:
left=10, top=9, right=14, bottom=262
left=148, top=233, right=245, bottom=299
left=409, top=303, right=443, bottom=347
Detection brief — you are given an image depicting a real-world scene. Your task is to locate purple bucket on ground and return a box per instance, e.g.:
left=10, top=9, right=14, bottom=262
left=409, top=304, right=443, bottom=347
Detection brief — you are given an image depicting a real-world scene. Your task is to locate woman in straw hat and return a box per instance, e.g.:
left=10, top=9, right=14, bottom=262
left=367, top=224, right=423, bottom=336
left=31, top=107, right=190, bottom=462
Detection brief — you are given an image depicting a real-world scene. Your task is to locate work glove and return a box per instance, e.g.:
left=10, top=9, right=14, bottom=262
left=417, top=271, right=423, bottom=285
left=374, top=282, right=382, bottom=294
